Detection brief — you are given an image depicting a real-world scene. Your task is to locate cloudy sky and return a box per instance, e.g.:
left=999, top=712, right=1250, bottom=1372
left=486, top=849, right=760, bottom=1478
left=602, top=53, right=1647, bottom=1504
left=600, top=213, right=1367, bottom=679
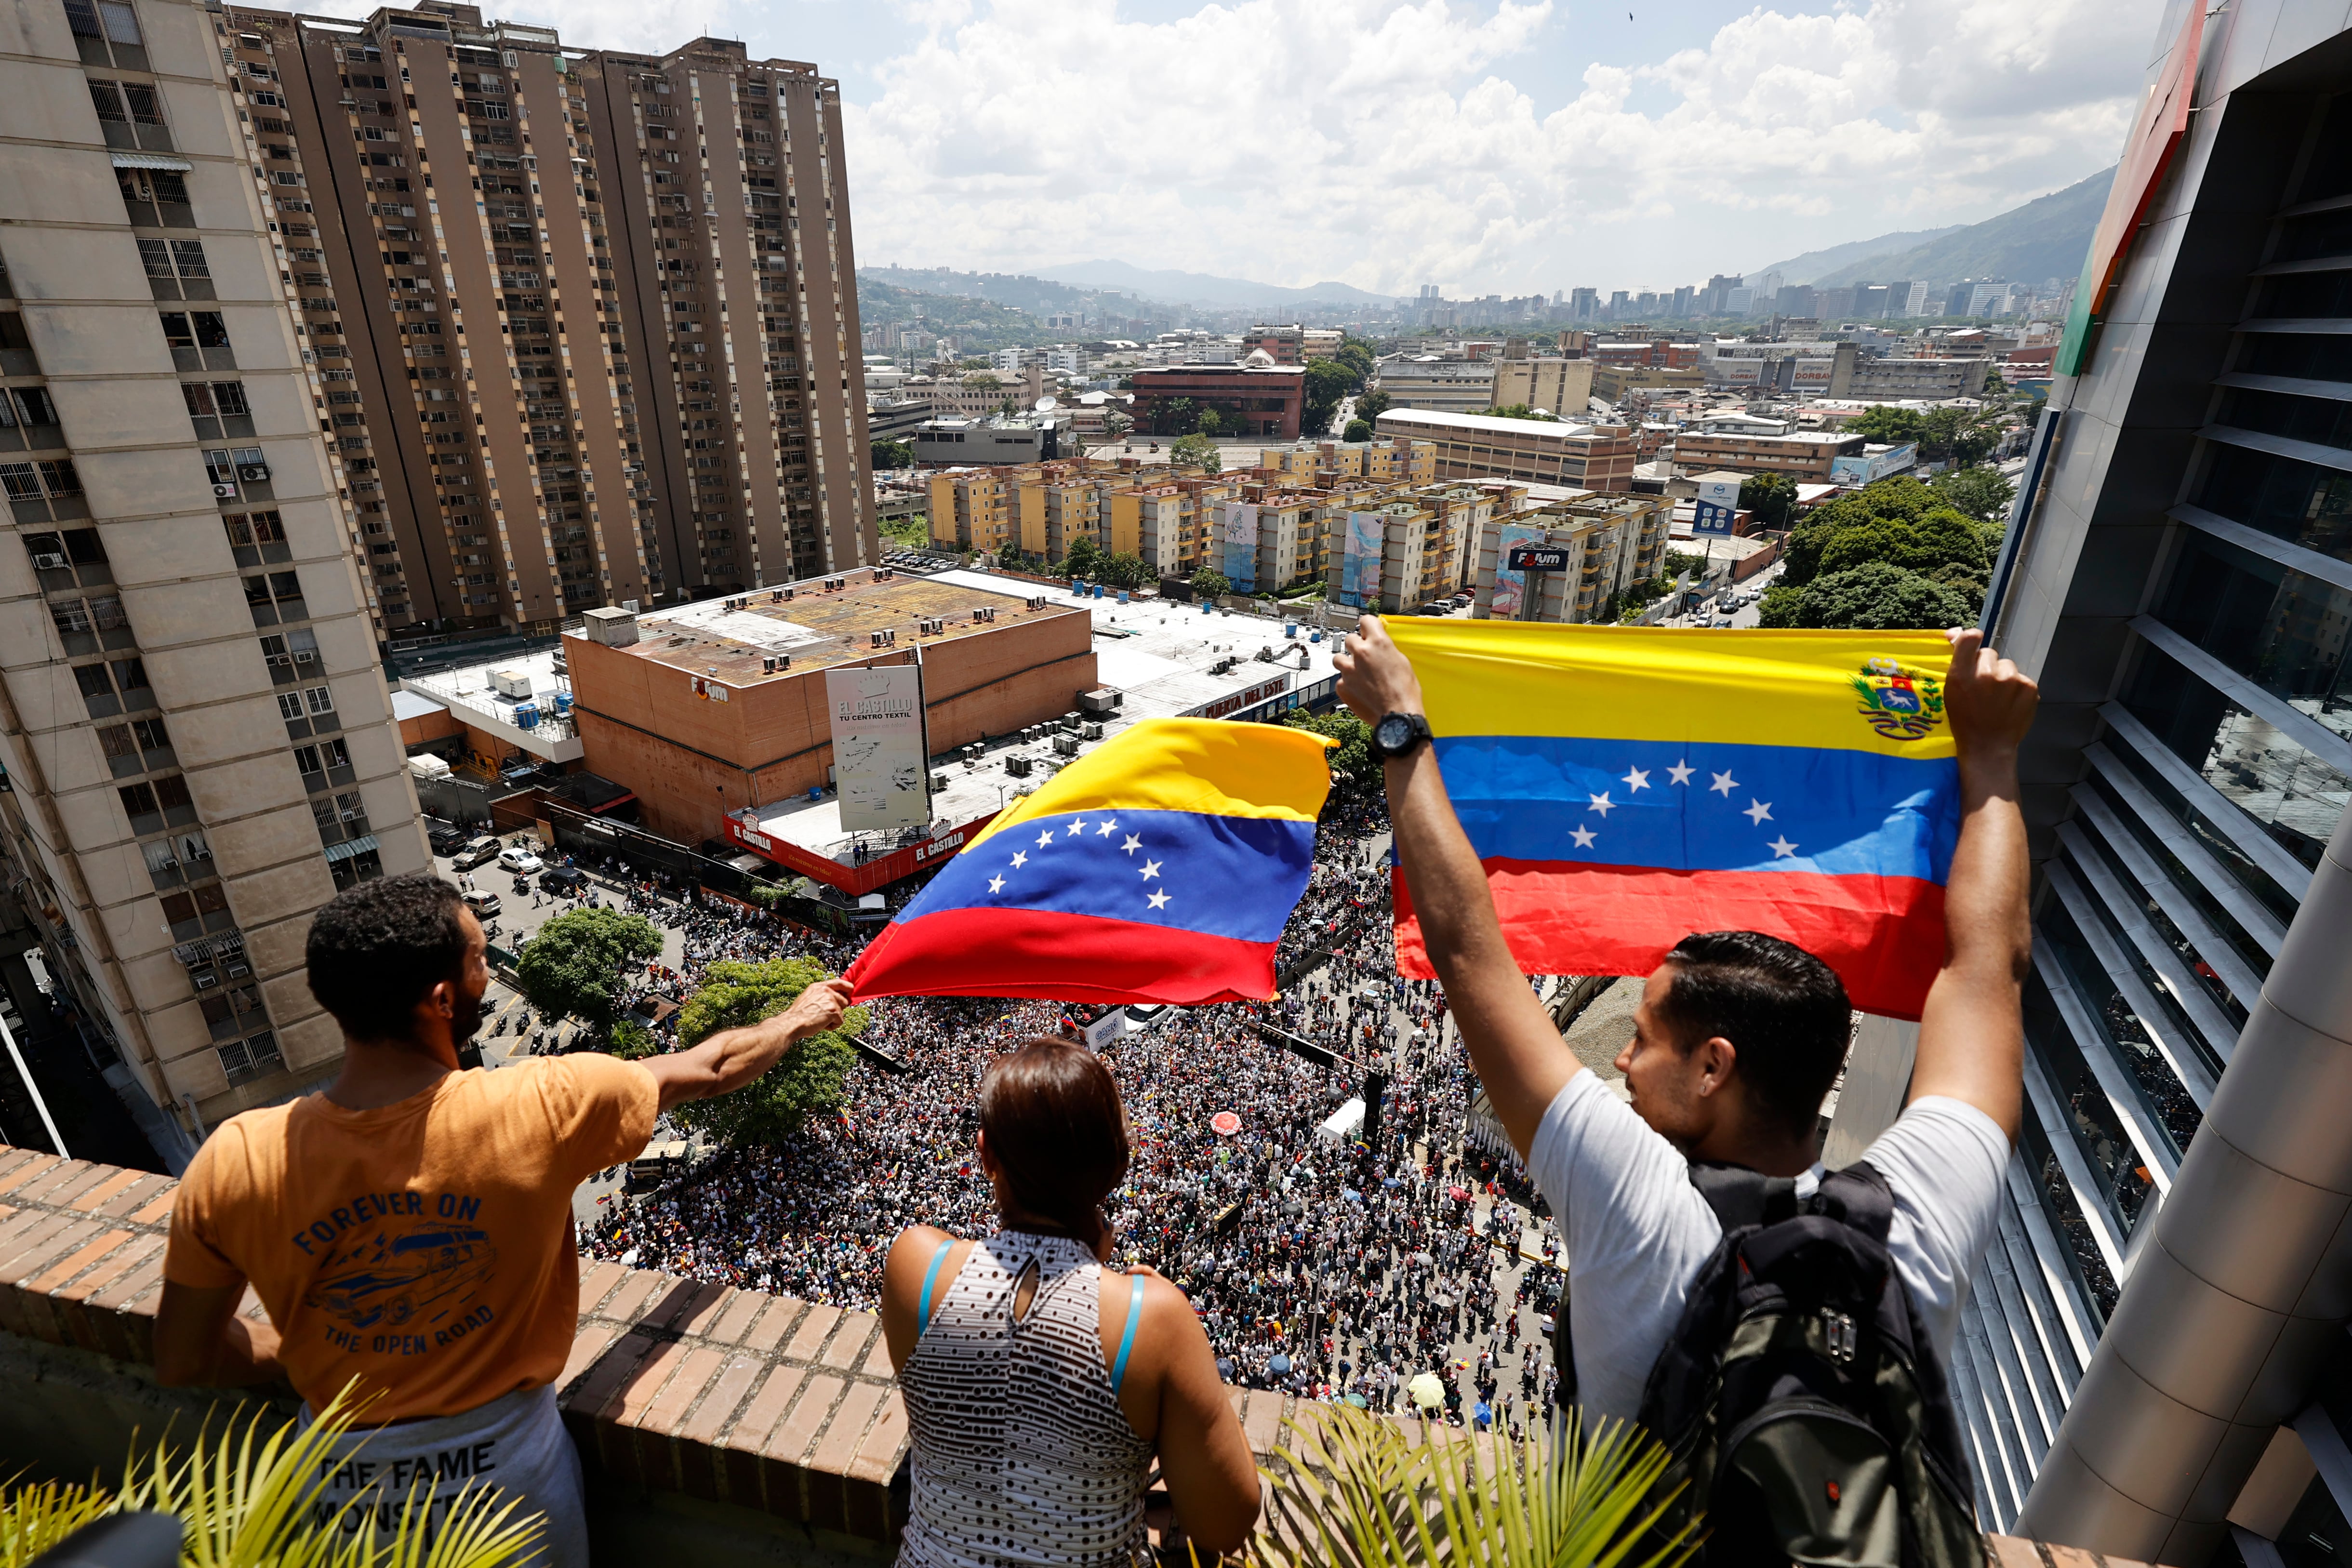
left=323, top=0, right=2170, bottom=296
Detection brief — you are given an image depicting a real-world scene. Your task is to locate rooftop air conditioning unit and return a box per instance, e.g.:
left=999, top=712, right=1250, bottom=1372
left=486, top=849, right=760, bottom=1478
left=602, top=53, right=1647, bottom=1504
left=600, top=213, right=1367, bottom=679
left=1081, top=721, right=1104, bottom=741
left=1025, top=596, right=1047, bottom=611
left=761, top=657, right=776, bottom=673
left=771, top=590, right=784, bottom=602
left=1062, top=711, right=1081, bottom=731
left=919, top=617, right=944, bottom=635
left=1006, top=755, right=1033, bottom=778
left=931, top=772, right=948, bottom=791
left=28, top=554, right=65, bottom=571
left=973, top=606, right=996, bottom=623
left=869, top=629, right=895, bottom=648
left=1052, top=734, right=1079, bottom=757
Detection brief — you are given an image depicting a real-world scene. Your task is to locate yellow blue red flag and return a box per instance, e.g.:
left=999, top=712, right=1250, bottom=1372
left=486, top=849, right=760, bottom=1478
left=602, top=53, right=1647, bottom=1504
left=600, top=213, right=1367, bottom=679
left=1383, top=621, right=1959, bottom=1019
left=845, top=718, right=1334, bottom=1005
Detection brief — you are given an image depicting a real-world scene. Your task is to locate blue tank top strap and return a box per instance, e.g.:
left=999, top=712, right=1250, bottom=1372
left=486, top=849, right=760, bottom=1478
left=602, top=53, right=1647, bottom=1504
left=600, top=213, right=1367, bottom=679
left=1110, top=1272, right=1145, bottom=1395
left=917, top=1237, right=956, bottom=1337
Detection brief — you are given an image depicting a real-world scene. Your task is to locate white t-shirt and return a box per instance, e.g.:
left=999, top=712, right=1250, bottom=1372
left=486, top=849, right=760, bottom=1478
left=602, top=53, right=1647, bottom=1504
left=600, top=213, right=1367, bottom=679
left=1527, top=1072, right=2011, bottom=1422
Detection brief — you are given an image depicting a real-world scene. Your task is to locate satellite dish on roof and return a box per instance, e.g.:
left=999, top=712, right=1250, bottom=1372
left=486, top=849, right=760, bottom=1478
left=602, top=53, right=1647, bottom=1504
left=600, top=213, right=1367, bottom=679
left=1034, top=396, right=1058, bottom=412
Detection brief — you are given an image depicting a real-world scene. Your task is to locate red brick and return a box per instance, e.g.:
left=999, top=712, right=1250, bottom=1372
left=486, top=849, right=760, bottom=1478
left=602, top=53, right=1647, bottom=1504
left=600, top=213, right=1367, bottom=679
left=0, top=1156, right=66, bottom=1198
left=845, top=1389, right=908, bottom=1485
left=0, top=1149, right=43, bottom=1183
left=739, top=1297, right=803, bottom=1355
left=782, top=1303, right=839, bottom=1362
left=97, top=1175, right=171, bottom=1221
left=766, top=1371, right=842, bottom=1468
left=678, top=1350, right=763, bottom=1449
left=805, top=1381, right=887, bottom=1535
left=127, top=1190, right=175, bottom=1226
left=0, top=1214, right=91, bottom=1287
left=725, top=1364, right=805, bottom=1507
left=674, top=1282, right=732, bottom=1338
left=861, top=1332, right=896, bottom=1379
left=26, top=1228, right=133, bottom=1295
left=1240, top=1389, right=1284, bottom=1455
left=642, top=1343, right=725, bottom=1437
left=67, top=1169, right=145, bottom=1214
left=567, top=1329, right=654, bottom=1428
left=556, top=1320, right=624, bottom=1393
left=0, top=1204, right=62, bottom=1260
left=14, top=1160, right=99, bottom=1204
left=602, top=1338, right=689, bottom=1430
left=817, top=1312, right=877, bottom=1371
left=600, top=1270, right=667, bottom=1328
left=707, top=1289, right=763, bottom=1345
left=51, top=1236, right=163, bottom=1354
left=1986, top=1540, right=2047, bottom=1568
left=36, top=1164, right=112, bottom=1209
left=2045, top=1548, right=2100, bottom=1568
left=574, top=1260, right=624, bottom=1317
left=843, top=1472, right=894, bottom=1545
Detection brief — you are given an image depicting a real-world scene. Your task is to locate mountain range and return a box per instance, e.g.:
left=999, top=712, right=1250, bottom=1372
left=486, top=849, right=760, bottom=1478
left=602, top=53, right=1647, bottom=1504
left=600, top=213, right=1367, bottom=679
left=1747, top=168, right=2115, bottom=292
left=1034, top=259, right=1403, bottom=309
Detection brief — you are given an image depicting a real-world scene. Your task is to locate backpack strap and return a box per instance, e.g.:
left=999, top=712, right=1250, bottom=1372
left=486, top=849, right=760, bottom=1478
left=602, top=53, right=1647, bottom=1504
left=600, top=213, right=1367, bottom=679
left=1814, top=1160, right=1896, bottom=1245
left=1688, top=1161, right=1800, bottom=1232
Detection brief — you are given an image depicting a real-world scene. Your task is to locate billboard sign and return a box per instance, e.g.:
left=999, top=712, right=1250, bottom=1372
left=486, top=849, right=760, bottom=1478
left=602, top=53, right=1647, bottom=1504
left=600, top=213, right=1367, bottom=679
left=1219, top=502, right=1258, bottom=593
left=824, top=664, right=930, bottom=832
left=1506, top=545, right=1572, bottom=571
left=1489, top=521, right=1548, bottom=619
left=1828, top=441, right=1917, bottom=487
left=1338, top=510, right=1384, bottom=607
left=1691, top=475, right=1741, bottom=537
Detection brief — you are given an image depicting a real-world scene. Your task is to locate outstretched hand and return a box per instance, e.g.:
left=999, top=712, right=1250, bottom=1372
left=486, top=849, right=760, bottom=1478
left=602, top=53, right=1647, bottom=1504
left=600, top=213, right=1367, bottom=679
left=1941, top=627, right=2037, bottom=765
left=1335, top=614, right=1426, bottom=726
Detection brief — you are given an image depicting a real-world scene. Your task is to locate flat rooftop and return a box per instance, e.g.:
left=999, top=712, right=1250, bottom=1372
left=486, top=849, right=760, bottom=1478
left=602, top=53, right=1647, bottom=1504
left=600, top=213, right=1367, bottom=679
left=401, top=646, right=584, bottom=763
left=590, top=574, right=1080, bottom=689
left=731, top=568, right=1343, bottom=871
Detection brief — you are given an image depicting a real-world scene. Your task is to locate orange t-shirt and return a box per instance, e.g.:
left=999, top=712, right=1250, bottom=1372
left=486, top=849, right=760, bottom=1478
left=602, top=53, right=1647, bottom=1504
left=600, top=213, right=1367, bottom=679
left=164, top=1055, right=657, bottom=1423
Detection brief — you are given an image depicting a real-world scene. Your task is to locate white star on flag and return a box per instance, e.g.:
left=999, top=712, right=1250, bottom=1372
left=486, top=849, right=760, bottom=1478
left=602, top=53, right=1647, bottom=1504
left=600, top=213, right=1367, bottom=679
left=1767, top=836, right=1800, bottom=859
left=1667, top=761, right=1694, bottom=785
left=1744, top=799, right=1774, bottom=824
left=1710, top=771, right=1738, bottom=795
left=1140, top=859, right=1163, bottom=881
left=1147, top=889, right=1170, bottom=910
left=1096, top=818, right=1118, bottom=837
left=1587, top=792, right=1614, bottom=816
left=1036, top=827, right=1056, bottom=847
left=1069, top=816, right=1088, bottom=835
left=1121, top=834, right=1142, bottom=855
left=1570, top=825, right=1597, bottom=848
left=1621, top=767, right=1649, bottom=792
left=988, top=875, right=1005, bottom=893
left=1010, top=850, right=1028, bottom=868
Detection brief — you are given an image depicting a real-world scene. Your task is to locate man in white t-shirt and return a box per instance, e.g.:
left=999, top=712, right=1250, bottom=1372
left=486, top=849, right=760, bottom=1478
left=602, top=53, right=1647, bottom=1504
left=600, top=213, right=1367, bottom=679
left=1333, top=621, right=2039, bottom=1422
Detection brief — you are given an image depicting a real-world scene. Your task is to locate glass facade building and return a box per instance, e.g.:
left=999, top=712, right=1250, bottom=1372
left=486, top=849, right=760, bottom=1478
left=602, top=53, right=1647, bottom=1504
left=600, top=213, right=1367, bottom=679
left=1958, top=2, right=2352, bottom=1556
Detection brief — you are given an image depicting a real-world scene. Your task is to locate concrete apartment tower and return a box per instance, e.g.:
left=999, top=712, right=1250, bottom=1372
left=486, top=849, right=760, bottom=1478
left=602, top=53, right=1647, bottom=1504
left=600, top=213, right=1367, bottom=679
left=0, top=0, right=431, bottom=1159
left=213, top=4, right=874, bottom=647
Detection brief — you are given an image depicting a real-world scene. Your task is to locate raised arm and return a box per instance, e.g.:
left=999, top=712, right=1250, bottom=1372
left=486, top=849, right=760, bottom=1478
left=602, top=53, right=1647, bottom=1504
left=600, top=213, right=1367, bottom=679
left=640, top=977, right=852, bottom=1115
left=1336, top=615, right=1574, bottom=1158
left=1907, top=628, right=2039, bottom=1139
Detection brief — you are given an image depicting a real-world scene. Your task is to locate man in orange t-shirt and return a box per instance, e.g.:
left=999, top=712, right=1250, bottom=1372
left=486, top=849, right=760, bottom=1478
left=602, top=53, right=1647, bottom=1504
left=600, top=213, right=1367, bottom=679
left=157, top=873, right=849, bottom=1566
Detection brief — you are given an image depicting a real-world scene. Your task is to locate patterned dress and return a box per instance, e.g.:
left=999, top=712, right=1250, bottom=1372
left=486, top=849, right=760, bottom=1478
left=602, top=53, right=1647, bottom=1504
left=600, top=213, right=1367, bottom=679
left=899, top=1230, right=1154, bottom=1568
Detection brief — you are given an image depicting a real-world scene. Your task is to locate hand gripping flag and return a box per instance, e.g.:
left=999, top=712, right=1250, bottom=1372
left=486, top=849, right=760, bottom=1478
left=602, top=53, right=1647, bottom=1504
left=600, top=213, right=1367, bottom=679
left=1383, top=621, right=1961, bottom=1019
left=845, top=717, right=1333, bottom=1005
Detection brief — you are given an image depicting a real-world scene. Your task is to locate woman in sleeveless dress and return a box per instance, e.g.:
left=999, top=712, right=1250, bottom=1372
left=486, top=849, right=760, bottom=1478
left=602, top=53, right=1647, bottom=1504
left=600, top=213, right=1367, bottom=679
left=880, top=1037, right=1260, bottom=1567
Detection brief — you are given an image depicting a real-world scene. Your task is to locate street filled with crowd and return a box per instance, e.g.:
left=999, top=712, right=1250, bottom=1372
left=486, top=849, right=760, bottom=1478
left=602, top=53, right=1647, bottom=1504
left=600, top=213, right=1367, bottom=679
left=569, top=789, right=1570, bottom=1434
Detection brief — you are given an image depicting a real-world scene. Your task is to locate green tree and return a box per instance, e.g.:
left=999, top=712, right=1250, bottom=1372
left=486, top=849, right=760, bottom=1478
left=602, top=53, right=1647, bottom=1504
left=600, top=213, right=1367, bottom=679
left=1191, top=567, right=1232, bottom=600
left=1781, top=476, right=1943, bottom=585
left=1792, top=561, right=1975, bottom=630
left=1928, top=464, right=2016, bottom=525
left=1334, top=338, right=1377, bottom=386
left=1355, top=389, right=1393, bottom=423
left=1814, top=506, right=1989, bottom=580
left=1097, top=551, right=1153, bottom=590
left=879, top=511, right=929, bottom=550
left=1064, top=533, right=1102, bottom=579
left=1756, top=582, right=1806, bottom=627
left=1846, top=406, right=1927, bottom=446
left=1156, top=396, right=1200, bottom=436
left=1197, top=406, right=1227, bottom=438
left=1304, top=358, right=1356, bottom=433
left=666, top=957, right=870, bottom=1145
left=515, top=907, right=663, bottom=1034
left=1170, top=431, right=1220, bottom=471
left=1738, top=471, right=1798, bottom=531
left=1281, top=708, right=1380, bottom=795
left=1482, top=403, right=1557, bottom=423
left=870, top=438, right=914, bottom=470
left=1343, top=418, right=1373, bottom=442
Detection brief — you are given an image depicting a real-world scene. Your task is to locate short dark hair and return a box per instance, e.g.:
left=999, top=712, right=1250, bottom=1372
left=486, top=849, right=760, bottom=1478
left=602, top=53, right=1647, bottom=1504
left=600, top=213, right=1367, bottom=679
left=978, top=1037, right=1131, bottom=1254
left=306, top=874, right=469, bottom=1043
left=1657, top=930, right=1852, bottom=1139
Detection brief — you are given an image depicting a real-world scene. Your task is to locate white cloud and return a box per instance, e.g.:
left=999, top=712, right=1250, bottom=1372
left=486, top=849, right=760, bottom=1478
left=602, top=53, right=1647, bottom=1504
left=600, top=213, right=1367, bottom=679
left=843, top=0, right=2166, bottom=292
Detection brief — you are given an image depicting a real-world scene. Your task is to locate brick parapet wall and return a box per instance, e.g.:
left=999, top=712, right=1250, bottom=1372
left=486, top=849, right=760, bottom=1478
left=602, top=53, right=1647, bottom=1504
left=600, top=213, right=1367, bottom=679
left=0, top=1145, right=1305, bottom=1551
left=0, top=1146, right=2160, bottom=1567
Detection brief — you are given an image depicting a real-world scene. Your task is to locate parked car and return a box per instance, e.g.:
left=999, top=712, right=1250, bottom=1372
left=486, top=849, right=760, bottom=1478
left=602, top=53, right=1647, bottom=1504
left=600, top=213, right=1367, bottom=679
left=460, top=888, right=502, bottom=919
left=450, top=837, right=501, bottom=870
left=498, top=845, right=545, bottom=875
left=539, top=865, right=589, bottom=895
left=425, top=821, right=467, bottom=857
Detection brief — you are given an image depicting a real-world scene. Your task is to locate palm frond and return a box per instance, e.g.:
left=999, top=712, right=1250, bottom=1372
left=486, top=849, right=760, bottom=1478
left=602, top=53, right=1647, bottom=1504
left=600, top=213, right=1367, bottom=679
left=1249, top=1404, right=1702, bottom=1568
left=0, top=1475, right=116, bottom=1568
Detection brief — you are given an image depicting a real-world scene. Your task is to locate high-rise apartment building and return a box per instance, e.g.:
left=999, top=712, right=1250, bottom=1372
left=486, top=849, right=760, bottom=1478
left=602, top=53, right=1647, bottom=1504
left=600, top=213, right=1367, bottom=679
left=0, top=0, right=431, bottom=1156
left=212, top=3, right=873, bottom=646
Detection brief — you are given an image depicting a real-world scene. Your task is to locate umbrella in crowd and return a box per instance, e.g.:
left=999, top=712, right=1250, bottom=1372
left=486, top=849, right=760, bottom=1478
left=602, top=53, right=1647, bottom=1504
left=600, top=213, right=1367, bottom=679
left=1408, top=1371, right=1447, bottom=1410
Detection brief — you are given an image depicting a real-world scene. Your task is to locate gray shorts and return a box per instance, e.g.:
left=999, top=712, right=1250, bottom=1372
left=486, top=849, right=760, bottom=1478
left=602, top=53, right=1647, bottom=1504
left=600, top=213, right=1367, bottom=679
left=302, top=1384, right=586, bottom=1568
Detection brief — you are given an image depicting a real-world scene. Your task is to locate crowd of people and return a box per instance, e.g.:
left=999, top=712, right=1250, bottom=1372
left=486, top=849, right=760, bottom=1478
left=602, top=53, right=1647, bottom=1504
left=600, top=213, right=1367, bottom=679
left=567, top=788, right=1569, bottom=1433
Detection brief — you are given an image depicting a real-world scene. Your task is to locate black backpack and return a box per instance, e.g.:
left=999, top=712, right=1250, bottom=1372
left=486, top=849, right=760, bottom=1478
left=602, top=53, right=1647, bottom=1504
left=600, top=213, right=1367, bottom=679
left=1569, top=1161, right=1983, bottom=1568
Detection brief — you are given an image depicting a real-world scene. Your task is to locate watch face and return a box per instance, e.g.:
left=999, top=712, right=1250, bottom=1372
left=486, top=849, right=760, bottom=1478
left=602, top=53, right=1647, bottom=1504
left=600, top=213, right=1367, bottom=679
left=1376, top=715, right=1414, bottom=753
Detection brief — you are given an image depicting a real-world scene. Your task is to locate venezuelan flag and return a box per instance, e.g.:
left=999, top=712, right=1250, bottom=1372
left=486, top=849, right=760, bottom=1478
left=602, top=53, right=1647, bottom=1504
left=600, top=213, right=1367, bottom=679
left=1383, top=621, right=1960, bottom=1019
left=845, top=718, right=1333, bottom=1005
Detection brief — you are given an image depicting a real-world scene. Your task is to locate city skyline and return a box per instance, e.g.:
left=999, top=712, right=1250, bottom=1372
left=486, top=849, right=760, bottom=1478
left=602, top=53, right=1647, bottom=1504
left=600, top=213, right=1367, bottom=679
left=305, top=0, right=2169, bottom=300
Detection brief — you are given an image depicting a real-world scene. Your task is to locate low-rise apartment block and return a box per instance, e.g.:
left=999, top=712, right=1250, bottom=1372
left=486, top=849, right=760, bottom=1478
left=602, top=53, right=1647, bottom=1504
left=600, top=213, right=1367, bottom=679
left=1372, top=408, right=1638, bottom=492
left=1472, top=493, right=1672, bottom=624
left=1824, top=342, right=1991, bottom=399
left=1490, top=355, right=1595, bottom=416
left=1373, top=355, right=1492, bottom=414
left=1669, top=429, right=1866, bottom=481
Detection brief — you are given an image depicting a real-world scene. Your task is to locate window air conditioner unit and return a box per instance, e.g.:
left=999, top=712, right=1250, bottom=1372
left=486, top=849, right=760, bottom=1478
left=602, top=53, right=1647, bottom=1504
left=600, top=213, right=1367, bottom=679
left=28, top=554, right=66, bottom=570
left=191, top=970, right=220, bottom=989
left=236, top=462, right=272, bottom=483
left=293, top=649, right=317, bottom=662
left=213, top=483, right=239, bottom=499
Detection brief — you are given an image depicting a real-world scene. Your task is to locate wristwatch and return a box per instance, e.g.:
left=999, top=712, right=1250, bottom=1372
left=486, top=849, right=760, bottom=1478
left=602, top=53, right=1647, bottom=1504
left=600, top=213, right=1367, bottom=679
left=1371, top=712, right=1434, bottom=760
